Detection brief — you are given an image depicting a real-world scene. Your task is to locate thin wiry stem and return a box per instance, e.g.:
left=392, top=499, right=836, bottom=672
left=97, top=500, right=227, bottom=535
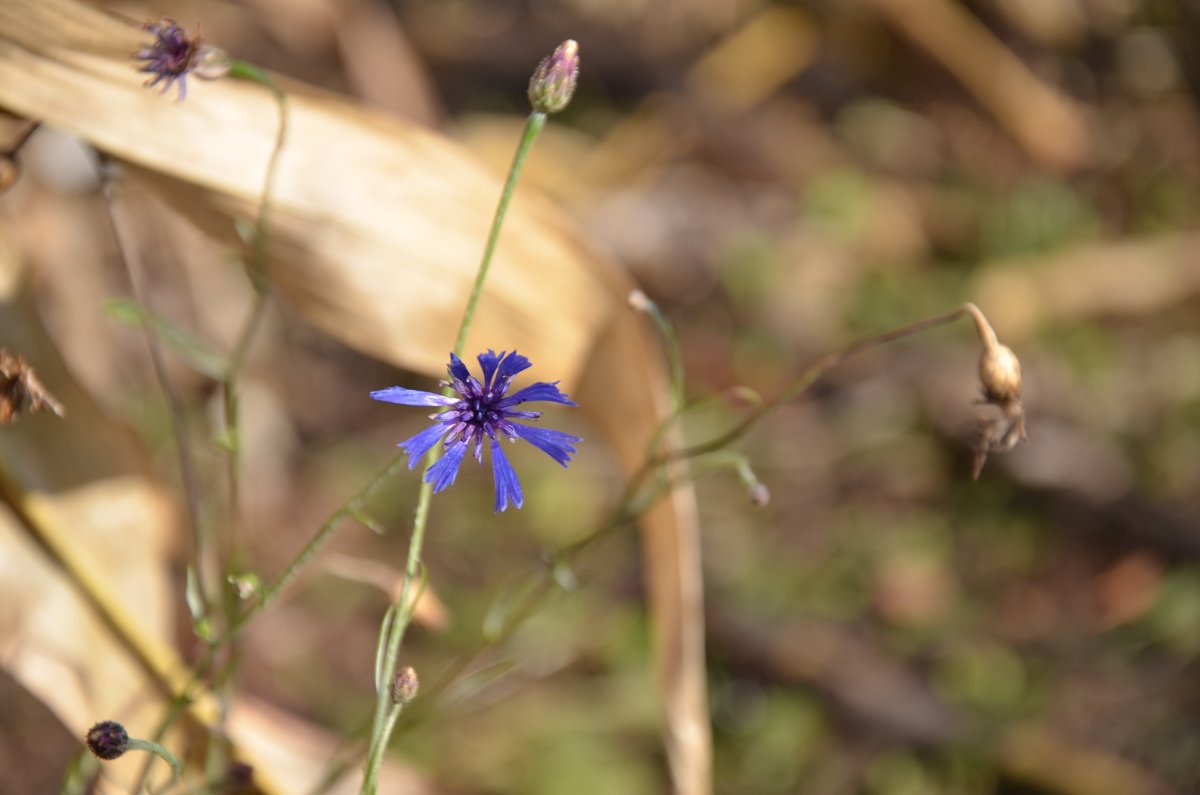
left=206, top=73, right=289, bottom=784
left=360, top=110, right=549, bottom=795
left=219, top=77, right=287, bottom=525
left=99, top=164, right=210, bottom=622
left=219, top=290, right=268, bottom=525
left=673, top=306, right=971, bottom=463
left=125, top=66, right=289, bottom=793
left=394, top=304, right=983, bottom=725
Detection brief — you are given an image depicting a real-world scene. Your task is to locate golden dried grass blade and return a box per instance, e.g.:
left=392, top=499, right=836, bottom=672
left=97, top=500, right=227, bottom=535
left=0, top=1, right=710, bottom=790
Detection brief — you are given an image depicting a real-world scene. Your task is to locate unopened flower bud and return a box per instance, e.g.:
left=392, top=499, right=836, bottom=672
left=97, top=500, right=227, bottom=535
left=627, top=289, right=653, bottom=313
left=86, top=721, right=129, bottom=760
left=528, top=40, right=579, bottom=114
left=225, top=760, right=255, bottom=794
left=748, top=483, right=770, bottom=507
left=391, top=666, right=419, bottom=705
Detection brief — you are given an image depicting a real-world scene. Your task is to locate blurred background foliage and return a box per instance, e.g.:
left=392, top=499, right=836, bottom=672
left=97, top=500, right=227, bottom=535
left=6, top=0, right=1200, bottom=792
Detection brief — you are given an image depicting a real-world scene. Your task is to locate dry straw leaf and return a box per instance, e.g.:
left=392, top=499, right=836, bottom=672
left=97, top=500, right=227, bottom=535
left=0, top=1, right=709, bottom=791
left=0, top=227, right=369, bottom=794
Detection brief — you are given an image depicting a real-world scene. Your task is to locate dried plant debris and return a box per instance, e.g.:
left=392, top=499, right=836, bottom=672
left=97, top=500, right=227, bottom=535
left=964, top=303, right=1026, bottom=479
left=0, top=350, right=65, bottom=424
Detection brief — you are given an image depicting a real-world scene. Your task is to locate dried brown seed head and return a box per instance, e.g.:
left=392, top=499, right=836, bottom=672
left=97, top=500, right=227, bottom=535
left=0, top=350, right=64, bottom=424
left=979, top=342, right=1022, bottom=405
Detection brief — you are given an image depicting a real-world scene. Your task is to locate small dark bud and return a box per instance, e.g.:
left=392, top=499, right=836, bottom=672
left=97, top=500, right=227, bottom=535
left=391, top=666, right=420, bottom=706
left=528, top=40, right=579, bottom=114
left=224, top=760, right=255, bottom=794
left=85, top=721, right=129, bottom=761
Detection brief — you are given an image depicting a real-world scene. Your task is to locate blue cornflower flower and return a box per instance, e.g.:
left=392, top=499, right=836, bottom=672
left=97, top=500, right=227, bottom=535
left=134, top=18, right=203, bottom=100
left=371, top=350, right=582, bottom=512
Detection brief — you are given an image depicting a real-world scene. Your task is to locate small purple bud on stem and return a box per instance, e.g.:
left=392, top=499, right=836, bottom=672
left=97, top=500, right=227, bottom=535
left=225, top=761, right=255, bottom=794
left=391, top=666, right=420, bottom=705
left=86, top=721, right=129, bottom=761
left=528, top=40, right=580, bottom=114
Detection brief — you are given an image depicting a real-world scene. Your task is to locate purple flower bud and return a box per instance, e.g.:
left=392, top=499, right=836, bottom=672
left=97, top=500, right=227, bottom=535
left=528, top=40, right=580, bottom=114
left=85, top=721, right=129, bottom=761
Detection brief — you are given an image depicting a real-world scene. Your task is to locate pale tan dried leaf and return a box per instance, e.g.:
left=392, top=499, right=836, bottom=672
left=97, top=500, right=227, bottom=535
left=865, top=0, right=1091, bottom=172
left=972, top=233, right=1200, bottom=342
left=0, top=1, right=709, bottom=791
left=323, top=553, right=450, bottom=630
left=0, top=227, right=428, bottom=794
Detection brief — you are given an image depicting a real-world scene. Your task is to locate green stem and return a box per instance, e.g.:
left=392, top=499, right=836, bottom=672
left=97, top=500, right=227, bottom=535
left=219, top=66, right=287, bottom=529
left=359, top=110, right=548, bottom=795
left=99, top=170, right=210, bottom=622
left=452, top=111, right=546, bottom=356
left=670, top=306, right=970, bottom=464
left=415, top=306, right=979, bottom=711
left=219, top=290, right=268, bottom=547
left=125, top=737, right=189, bottom=794
left=634, top=291, right=686, bottom=411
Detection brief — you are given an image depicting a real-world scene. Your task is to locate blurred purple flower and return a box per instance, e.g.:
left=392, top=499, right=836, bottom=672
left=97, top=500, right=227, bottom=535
left=372, top=351, right=581, bottom=512
left=134, top=17, right=203, bottom=100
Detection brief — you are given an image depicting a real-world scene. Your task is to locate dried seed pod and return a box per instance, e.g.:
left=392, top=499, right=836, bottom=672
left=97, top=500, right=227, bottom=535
left=979, top=340, right=1022, bottom=405
left=0, top=350, right=64, bottom=424
left=963, top=303, right=1027, bottom=479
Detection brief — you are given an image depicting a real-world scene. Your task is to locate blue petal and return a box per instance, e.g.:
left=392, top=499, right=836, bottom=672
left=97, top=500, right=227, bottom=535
left=398, top=423, right=450, bottom=469
left=424, top=439, right=468, bottom=492
left=514, top=425, right=582, bottom=467
left=447, top=353, right=471, bottom=384
left=497, top=350, right=532, bottom=380
left=371, top=387, right=455, bottom=407
left=490, top=440, right=524, bottom=512
left=501, top=381, right=575, bottom=407
left=477, top=350, right=504, bottom=388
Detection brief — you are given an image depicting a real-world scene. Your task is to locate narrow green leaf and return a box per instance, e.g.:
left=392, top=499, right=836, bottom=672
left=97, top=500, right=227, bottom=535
left=212, top=427, right=239, bottom=453
left=104, top=298, right=228, bottom=379
left=185, top=566, right=214, bottom=643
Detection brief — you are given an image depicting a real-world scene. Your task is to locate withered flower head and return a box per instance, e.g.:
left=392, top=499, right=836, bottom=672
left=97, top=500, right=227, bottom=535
left=133, top=18, right=222, bottom=100
left=964, top=303, right=1027, bottom=479
left=1, top=350, right=64, bottom=425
